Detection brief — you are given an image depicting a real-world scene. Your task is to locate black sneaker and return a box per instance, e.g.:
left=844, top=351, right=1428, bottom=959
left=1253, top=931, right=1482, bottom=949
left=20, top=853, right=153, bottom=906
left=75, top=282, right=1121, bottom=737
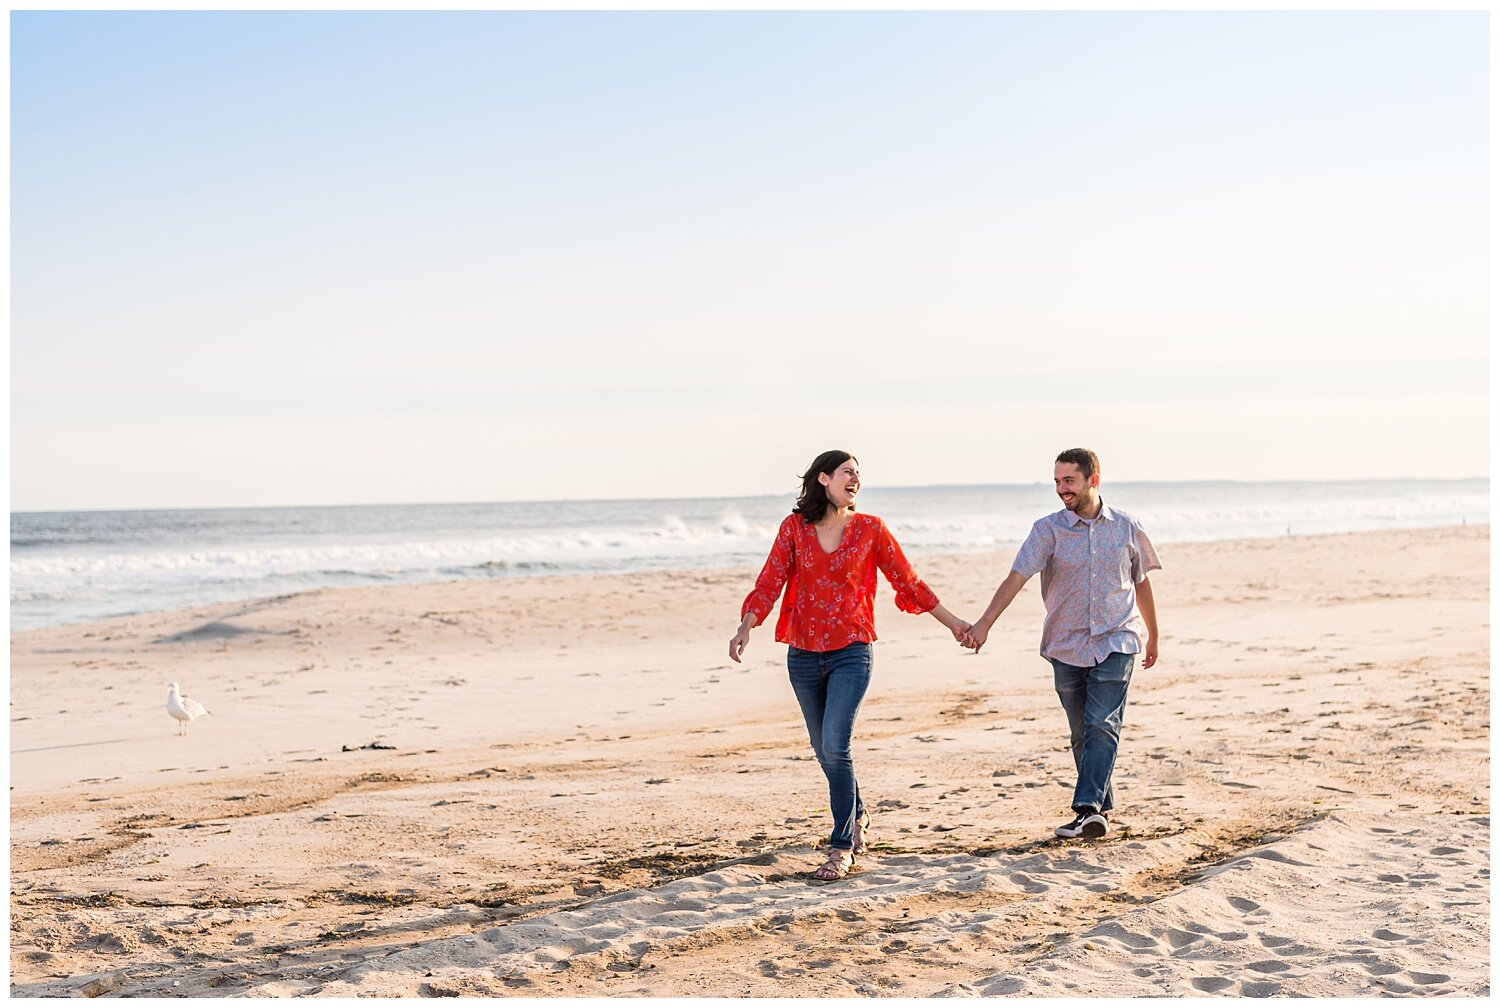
left=1054, top=810, right=1109, bottom=839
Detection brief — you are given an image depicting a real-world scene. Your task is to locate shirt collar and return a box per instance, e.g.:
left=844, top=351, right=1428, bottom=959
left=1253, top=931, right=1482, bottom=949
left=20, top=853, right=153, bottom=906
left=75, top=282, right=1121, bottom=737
left=1062, top=498, right=1113, bottom=527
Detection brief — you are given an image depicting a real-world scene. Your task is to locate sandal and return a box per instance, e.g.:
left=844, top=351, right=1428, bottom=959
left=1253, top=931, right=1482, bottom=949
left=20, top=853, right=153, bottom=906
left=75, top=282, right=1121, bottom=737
left=813, top=848, right=855, bottom=881
left=852, top=812, right=872, bottom=854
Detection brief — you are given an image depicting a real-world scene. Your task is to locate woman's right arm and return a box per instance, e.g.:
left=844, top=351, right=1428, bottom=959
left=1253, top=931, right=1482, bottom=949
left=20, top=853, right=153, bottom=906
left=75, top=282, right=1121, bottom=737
left=731, top=519, right=796, bottom=663
left=729, top=612, right=757, bottom=663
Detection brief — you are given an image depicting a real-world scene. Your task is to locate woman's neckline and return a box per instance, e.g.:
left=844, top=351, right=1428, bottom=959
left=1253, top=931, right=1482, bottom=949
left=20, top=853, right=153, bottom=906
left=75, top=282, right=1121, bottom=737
left=812, top=511, right=859, bottom=556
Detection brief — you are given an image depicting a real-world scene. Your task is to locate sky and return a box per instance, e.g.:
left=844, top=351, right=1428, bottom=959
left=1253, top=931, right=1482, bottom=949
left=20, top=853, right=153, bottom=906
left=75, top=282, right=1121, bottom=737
left=10, top=10, right=1491, bottom=510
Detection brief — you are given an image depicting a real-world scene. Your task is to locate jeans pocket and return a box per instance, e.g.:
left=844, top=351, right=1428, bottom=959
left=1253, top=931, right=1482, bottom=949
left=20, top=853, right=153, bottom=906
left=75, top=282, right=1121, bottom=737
left=840, top=641, right=873, bottom=672
left=1051, top=660, right=1085, bottom=693
left=1093, top=653, right=1135, bottom=685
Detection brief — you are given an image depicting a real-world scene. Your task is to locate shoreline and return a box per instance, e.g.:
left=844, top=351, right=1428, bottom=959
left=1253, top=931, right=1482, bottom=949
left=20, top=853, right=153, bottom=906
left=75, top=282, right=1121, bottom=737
left=9, top=524, right=1489, bottom=996
left=11, top=520, right=1490, bottom=637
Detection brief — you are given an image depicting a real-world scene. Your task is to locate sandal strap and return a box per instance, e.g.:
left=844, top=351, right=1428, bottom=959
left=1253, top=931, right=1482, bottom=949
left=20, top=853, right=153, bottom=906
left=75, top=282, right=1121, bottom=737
left=816, top=850, right=854, bottom=878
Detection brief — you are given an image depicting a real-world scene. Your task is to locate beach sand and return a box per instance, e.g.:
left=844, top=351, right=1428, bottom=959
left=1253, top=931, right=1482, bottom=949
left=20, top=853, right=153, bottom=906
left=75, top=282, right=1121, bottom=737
left=8, top=525, right=1489, bottom=997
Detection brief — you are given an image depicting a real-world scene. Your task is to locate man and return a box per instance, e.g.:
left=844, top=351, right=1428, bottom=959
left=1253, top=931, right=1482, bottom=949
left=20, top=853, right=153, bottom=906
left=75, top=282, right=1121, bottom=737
left=969, top=448, right=1161, bottom=839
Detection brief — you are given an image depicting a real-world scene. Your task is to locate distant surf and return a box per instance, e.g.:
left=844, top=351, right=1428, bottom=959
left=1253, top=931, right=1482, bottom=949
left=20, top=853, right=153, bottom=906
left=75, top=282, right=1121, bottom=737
left=10, top=479, right=1487, bottom=629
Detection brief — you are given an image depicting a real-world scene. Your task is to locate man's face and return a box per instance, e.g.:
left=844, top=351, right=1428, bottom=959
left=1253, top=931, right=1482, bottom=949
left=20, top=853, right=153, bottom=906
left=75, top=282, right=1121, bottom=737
left=1053, top=462, right=1099, bottom=512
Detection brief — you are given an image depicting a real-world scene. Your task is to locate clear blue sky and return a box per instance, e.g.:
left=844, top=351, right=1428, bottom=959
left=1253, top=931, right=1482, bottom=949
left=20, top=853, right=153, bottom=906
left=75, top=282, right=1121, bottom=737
left=11, top=11, right=1490, bottom=509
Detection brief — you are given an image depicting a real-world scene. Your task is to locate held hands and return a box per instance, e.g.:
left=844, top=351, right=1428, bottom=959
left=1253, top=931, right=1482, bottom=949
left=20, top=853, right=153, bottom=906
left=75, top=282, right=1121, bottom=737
left=950, top=620, right=979, bottom=651
left=968, top=619, right=991, bottom=654
left=931, top=604, right=978, bottom=651
left=955, top=617, right=992, bottom=653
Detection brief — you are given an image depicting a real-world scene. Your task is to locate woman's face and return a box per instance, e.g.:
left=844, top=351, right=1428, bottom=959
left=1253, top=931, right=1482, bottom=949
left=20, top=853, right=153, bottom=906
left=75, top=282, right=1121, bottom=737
left=819, top=459, right=861, bottom=510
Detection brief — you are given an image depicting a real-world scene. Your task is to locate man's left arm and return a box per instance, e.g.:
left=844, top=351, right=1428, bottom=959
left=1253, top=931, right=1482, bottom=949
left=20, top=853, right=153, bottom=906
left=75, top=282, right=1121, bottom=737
left=1130, top=522, right=1163, bottom=669
left=1136, top=576, right=1159, bottom=669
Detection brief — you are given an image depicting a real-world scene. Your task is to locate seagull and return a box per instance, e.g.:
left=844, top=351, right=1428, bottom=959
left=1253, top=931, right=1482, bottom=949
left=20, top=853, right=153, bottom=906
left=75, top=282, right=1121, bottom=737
left=167, top=682, right=211, bottom=736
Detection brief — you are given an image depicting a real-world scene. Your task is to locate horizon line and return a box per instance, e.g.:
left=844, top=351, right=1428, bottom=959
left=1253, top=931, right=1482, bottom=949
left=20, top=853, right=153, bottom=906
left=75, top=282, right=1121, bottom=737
left=10, top=474, right=1491, bottom=518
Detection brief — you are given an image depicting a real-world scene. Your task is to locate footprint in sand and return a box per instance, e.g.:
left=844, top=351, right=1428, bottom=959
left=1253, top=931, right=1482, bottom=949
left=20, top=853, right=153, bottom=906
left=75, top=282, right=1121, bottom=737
left=1006, top=872, right=1049, bottom=895
left=1091, top=925, right=1157, bottom=950
left=1239, top=980, right=1281, bottom=997
left=1166, top=928, right=1203, bottom=950
left=1361, top=959, right=1402, bottom=976
left=1245, top=960, right=1290, bottom=973
left=1191, top=977, right=1233, bottom=992
left=1409, top=971, right=1451, bottom=985
left=1226, top=896, right=1261, bottom=913
left=974, top=977, right=1026, bottom=995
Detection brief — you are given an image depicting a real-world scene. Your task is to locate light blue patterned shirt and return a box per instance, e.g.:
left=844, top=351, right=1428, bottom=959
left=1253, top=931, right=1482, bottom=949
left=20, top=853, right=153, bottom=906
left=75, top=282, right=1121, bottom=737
left=1010, top=499, right=1161, bottom=666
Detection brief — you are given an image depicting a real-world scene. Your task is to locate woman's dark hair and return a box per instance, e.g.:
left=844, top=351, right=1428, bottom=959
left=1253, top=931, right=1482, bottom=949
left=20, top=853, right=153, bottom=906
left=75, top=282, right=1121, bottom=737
left=792, top=450, right=857, bottom=524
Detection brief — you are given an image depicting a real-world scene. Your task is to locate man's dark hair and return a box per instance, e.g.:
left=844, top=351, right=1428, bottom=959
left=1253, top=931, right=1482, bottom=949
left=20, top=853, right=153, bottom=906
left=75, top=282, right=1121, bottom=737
left=1055, top=448, right=1100, bottom=480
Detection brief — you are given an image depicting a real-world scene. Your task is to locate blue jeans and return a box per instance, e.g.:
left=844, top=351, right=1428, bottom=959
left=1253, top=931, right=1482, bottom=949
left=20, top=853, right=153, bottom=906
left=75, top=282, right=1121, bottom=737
left=1050, top=651, right=1134, bottom=814
left=787, top=642, right=872, bottom=851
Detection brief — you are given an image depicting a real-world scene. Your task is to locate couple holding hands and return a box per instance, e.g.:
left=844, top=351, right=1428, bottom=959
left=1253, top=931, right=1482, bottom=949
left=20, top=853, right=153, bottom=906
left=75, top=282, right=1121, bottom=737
left=729, top=448, right=1161, bottom=881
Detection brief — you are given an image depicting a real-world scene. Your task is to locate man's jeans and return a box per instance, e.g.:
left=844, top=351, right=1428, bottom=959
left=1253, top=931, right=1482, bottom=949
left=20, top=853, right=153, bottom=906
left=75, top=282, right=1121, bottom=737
left=1050, top=651, right=1134, bottom=814
left=787, top=642, right=872, bottom=851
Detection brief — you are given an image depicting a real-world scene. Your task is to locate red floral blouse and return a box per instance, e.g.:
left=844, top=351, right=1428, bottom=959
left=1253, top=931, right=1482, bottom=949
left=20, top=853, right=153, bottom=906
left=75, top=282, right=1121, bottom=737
left=741, top=513, right=940, bottom=652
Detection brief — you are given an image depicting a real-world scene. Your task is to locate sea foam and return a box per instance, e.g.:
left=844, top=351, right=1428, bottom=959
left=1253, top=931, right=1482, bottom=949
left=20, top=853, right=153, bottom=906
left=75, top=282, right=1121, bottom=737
left=10, top=480, right=1487, bottom=629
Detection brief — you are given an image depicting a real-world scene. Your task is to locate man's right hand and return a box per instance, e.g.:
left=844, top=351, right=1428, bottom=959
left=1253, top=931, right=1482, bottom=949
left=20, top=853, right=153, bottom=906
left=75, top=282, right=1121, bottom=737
left=970, top=620, right=991, bottom=654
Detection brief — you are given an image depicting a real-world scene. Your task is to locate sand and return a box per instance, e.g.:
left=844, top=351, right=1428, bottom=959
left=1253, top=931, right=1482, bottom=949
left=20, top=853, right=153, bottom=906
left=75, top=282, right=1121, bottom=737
left=7, top=524, right=1489, bottom=997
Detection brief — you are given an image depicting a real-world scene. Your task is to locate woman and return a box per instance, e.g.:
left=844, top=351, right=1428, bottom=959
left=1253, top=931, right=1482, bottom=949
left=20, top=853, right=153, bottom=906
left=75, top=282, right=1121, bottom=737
left=729, top=450, right=974, bottom=880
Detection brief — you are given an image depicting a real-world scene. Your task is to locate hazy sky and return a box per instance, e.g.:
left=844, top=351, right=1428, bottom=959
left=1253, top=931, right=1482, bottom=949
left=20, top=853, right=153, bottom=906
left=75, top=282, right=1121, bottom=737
left=11, top=11, right=1490, bottom=510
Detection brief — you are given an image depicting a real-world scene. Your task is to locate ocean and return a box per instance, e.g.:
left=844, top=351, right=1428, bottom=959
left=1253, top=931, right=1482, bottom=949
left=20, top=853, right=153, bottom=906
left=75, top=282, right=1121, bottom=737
left=9, top=479, right=1488, bottom=631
